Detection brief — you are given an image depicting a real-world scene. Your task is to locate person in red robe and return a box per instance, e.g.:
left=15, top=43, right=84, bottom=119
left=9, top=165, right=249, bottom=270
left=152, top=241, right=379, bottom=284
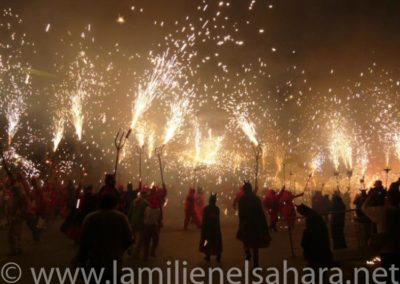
left=263, top=188, right=279, bottom=231
left=278, top=186, right=303, bottom=228
left=194, top=187, right=205, bottom=225
left=184, top=188, right=201, bottom=229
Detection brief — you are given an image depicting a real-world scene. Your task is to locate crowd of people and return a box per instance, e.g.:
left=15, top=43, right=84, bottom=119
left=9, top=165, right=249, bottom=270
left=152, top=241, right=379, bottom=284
left=1, top=152, right=400, bottom=283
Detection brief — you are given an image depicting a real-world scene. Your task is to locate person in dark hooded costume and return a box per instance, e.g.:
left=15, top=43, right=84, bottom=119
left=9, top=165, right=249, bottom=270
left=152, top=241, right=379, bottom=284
left=297, top=204, right=333, bottom=269
left=199, top=194, right=222, bottom=262
left=330, top=193, right=347, bottom=250
left=236, top=182, right=271, bottom=267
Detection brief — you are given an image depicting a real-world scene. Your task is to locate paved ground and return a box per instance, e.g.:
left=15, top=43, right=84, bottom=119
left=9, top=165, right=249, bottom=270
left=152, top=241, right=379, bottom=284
left=0, top=207, right=376, bottom=284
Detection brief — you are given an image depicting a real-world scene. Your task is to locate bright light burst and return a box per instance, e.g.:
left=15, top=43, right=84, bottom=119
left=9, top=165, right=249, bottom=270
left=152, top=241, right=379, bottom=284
left=0, top=9, right=32, bottom=145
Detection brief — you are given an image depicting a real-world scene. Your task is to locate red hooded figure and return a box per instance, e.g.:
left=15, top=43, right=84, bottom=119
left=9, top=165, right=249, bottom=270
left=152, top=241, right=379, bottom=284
left=263, top=189, right=279, bottom=231
left=278, top=187, right=296, bottom=228
left=184, top=188, right=201, bottom=229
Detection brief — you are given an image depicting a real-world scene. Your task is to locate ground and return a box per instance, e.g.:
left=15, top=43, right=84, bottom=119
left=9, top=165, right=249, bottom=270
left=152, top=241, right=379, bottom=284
left=0, top=207, right=375, bottom=284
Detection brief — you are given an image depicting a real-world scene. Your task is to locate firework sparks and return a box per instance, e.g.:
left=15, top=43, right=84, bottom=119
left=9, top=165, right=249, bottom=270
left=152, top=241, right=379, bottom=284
left=328, top=119, right=353, bottom=171
left=5, top=96, right=25, bottom=145
left=3, top=147, right=40, bottom=178
left=130, top=51, right=180, bottom=130
left=192, top=125, right=224, bottom=166
left=358, top=144, right=369, bottom=176
left=147, top=130, right=155, bottom=158
left=70, top=91, right=84, bottom=141
left=236, top=112, right=259, bottom=146
left=394, top=133, right=400, bottom=162
left=310, top=153, right=324, bottom=176
left=135, top=123, right=146, bottom=148
left=52, top=112, right=65, bottom=152
left=163, top=94, right=191, bottom=145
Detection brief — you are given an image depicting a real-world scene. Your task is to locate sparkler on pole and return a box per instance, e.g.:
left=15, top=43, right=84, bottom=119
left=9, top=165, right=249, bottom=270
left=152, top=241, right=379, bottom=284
left=137, top=145, right=144, bottom=182
left=113, top=130, right=128, bottom=178
left=70, top=92, right=84, bottom=141
left=52, top=112, right=65, bottom=152
left=360, top=176, right=366, bottom=190
left=346, top=169, right=353, bottom=192
left=155, top=145, right=165, bottom=185
left=135, top=124, right=146, bottom=181
left=333, top=170, right=340, bottom=191
left=253, top=143, right=262, bottom=193
left=304, top=173, right=312, bottom=192
left=383, top=167, right=391, bottom=189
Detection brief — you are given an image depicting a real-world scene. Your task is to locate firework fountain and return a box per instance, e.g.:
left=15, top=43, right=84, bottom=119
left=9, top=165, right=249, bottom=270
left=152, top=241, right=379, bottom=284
left=236, top=111, right=262, bottom=192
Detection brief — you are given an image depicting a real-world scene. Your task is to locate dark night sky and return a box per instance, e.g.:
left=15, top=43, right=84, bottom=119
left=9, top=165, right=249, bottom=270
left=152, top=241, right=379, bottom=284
left=2, top=0, right=400, bottom=77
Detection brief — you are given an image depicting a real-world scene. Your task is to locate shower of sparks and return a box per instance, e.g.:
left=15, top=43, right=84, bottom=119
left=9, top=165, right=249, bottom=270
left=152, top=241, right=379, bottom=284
left=135, top=123, right=146, bottom=147
left=192, top=126, right=224, bottom=166
left=328, top=119, right=353, bottom=171
left=358, top=144, right=369, bottom=176
left=4, top=147, right=40, bottom=178
left=163, top=94, right=191, bottom=145
left=147, top=130, right=155, bottom=158
left=5, top=96, right=25, bottom=145
left=130, top=51, right=180, bottom=130
left=70, top=91, right=84, bottom=141
left=52, top=112, right=65, bottom=152
left=235, top=112, right=259, bottom=146
left=394, top=133, right=400, bottom=162
left=0, top=9, right=32, bottom=146
left=310, top=153, right=324, bottom=176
